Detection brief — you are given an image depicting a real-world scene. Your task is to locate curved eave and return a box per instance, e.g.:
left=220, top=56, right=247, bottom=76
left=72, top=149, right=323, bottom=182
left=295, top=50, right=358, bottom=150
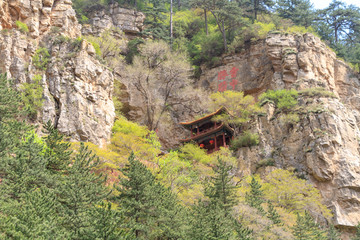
left=180, top=107, right=227, bottom=127
left=180, top=123, right=233, bottom=143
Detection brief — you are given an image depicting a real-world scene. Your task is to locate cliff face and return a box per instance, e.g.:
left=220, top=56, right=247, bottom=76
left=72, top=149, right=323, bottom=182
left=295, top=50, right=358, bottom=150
left=200, top=33, right=360, bottom=233
left=0, top=0, right=115, bottom=146
left=81, top=2, right=145, bottom=38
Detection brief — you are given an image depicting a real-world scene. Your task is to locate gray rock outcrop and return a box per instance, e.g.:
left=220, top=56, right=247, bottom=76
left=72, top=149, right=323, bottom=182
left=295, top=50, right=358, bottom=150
left=0, top=0, right=115, bottom=146
left=199, top=32, right=360, bottom=237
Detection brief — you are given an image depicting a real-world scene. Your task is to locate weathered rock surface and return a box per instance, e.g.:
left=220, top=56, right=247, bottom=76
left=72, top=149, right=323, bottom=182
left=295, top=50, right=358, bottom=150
left=81, top=3, right=145, bottom=38
left=0, top=0, right=80, bottom=38
left=42, top=39, right=115, bottom=147
left=0, top=0, right=115, bottom=146
left=199, top=32, right=360, bottom=237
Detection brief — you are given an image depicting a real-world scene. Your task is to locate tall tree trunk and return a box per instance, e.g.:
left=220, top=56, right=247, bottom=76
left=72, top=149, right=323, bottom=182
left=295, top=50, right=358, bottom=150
left=221, top=20, right=227, bottom=52
left=204, top=9, right=208, bottom=35
left=134, top=0, right=137, bottom=9
left=177, top=0, right=181, bottom=10
left=170, top=0, right=173, bottom=45
left=211, top=10, right=228, bottom=52
left=254, top=0, right=259, bottom=21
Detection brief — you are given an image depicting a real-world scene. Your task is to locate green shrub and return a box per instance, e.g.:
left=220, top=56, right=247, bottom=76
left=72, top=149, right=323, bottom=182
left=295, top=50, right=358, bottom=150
left=259, top=89, right=298, bottom=111
left=298, top=87, right=337, bottom=98
left=79, top=14, right=89, bottom=24
left=15, top=21, right=29, bottom=33
left=279, top=113, right=300, bottom=125
left=32, top=47, right=50, bottom=70
left=230, top=131, right=259, bottom=150
left=20, top=74, right=44, bottom=120
left=256, top=158, right=275, bottom=170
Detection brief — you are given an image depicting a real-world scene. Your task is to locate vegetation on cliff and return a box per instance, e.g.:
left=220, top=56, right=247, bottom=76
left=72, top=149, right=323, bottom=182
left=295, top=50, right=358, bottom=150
left=0, top=73, right=339, bottom=239
left=74, top=0, right=360, bottom=71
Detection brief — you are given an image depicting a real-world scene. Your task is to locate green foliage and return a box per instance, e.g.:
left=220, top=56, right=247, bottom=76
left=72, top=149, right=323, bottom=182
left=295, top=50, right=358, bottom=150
left=210, top=91, right=262, bottom=135
left=205, top=158, right=239, bottom=211
left=279, top=113, right=300, bottom=126
left=179, top=142, right=213, bottom=164
left=275, top=0, right=315, bottom=28
left=256, top=158, right=275, bottom=170
left=20, top=74, right=44, bottom=120
left=259, top=89, right=298, bottom=111
left=114, top=153, right=185, bottom=239
left=267, top=201, right=282, bottom=225
left=327, top=224, right=341, bottom=240
left=32, top=47, right=50, bottom=70
left=189, top=158, right=253, bottom=240
left=230, top=130, right=259, bottom=149
left=298, top=87, right=337, bottom=98
left=353, top=223, right=360, bottom=240
left=0, top=74, right=23, bottom=122
left=42, top=121, right=72, bottom=172
left=84, top=29, right=125, bottom=63
left=79, top=14, right=89, bottom=24
left=15, top=20, right=29, bottom=33
left=125, top=37, right=145, bottom=64
left=262, top=169, right=332, bottom=218
left=246, top=176, right=265, bottom=214
left=291, top=211, right=326, bottom=240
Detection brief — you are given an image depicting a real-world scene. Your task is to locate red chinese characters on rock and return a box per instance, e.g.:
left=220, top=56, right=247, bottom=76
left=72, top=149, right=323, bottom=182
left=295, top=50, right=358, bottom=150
left=217, top=70, right=228, bottom=80
left=217, top=66, right=239, bottom=92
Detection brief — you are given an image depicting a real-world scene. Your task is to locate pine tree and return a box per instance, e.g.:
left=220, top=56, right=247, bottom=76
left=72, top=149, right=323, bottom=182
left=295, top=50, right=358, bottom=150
left=267, top=201, right=282, bottom=225
left=189, top=157, right=252, bottom=240
left=205, top=157, right=238, bottom=212
left=353, top=223, right=360, bottom=240
left=0, top=134, right=49, bottom=200
left=114, top=152, right=185, bottom=239
left=87, top=201, right=125, bottom=240
left=0, top=73, right=30, bottom=157
left=42, top=121, right=72, bottom=172
left=0, top=188, right=68, bottom=239
left=292, top=211, right=326, bottom=240
left=327, top=224, right=341, bottom=240
left=57, top=143, right=110, bottom=239
left=246, top=176, right=265, bottom=214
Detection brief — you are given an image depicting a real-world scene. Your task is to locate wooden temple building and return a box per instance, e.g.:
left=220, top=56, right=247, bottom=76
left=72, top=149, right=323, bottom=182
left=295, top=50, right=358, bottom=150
left=180, top=107, right=234, bottom=153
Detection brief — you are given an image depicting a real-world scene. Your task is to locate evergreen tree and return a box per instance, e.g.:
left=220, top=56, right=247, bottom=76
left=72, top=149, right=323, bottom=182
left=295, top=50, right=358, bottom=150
left=57, top=143, right=111, bottom=239
left=207, top=0, right=244, bottom=51
left=189, top=157, right=252, bottom=240
left=0, top=73, right=30, bottom=157
left=42, top=120, right=72, bottom=172
left=292, top=211, right=326, bottom=240
left=353, top=222, right=360, bottom=240
left=87, top=201, right=125, bottom=240
left=205, top=157, right=238, bottom=212
left=142, top=0, right=168, bottom=40
left=245, top=176, right=265, bottom=214
left=327, top=224, right=341, bottom=240
left=0, top=134, right=49, bottom=200
left=114, top=152, right=185, bottom=239
left=275, top=0, right=315, bottom=27
left=0, top=188, right=68, bottom=239
left=267, top=201, right=282, bottom=225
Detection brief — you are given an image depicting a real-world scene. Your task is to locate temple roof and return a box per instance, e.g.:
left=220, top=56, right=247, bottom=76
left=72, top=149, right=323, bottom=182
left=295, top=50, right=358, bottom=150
left=180, top=107, right=227, bottom=127
left=180, top=123, right=233, bottom=143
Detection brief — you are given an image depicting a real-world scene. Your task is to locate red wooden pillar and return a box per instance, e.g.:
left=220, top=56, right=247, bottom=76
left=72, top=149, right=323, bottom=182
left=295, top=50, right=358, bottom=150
left=223, top=132, right=226, bottom=147
left=214, top=135, right=217, bottom=150
left=197, top=125, right=199, bottom=135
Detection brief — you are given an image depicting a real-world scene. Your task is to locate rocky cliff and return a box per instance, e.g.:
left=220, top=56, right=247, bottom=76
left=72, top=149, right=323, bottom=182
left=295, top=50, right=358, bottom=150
left=81, top=2, right=145, bottom=38
left=0, top=0, right=115, bottom=146
left=199, top=32, right=360, bottom=236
